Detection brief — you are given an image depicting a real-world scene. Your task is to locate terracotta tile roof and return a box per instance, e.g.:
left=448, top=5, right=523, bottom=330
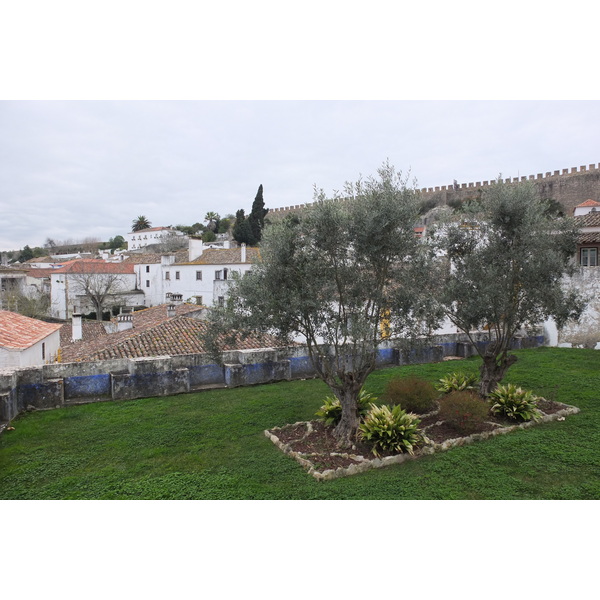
left=578, top=232, right=600, bottom=244
left=121, top=249, right=189, bottom=265
left=183, top=247, right=260, bottom=265
left=576, top=199, right=600, bottom=208
left=53, top=260, right=135, bottom=275
left=60, top=320, right=108, bottom=346
left=121, top=253, right=163, bottom=265
left=88, top=317, right=280, bottom=361
left=0, top=310, right=62, bottom=349
left=60, top=303, right=204, bottom=362
left=23, top=268, right=56, bottom=279
left=575, top=213, right=600, bottom=227
left=59, top=302, right=280, bottom=362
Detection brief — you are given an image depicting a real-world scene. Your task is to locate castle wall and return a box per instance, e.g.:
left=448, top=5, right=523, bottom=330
left=268, top=163, right=600, bottom=217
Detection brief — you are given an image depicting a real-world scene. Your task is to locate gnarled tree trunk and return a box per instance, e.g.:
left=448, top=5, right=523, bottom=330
left=332, top=385, right=362, bottom=448
left=479, top=351, right=518, bottom=397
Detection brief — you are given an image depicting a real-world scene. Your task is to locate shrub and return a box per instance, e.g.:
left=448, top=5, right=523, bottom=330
left=315, top=388, right=375, bottom=426
left=358, top=404, right=423, bottom=457
left=435, top=371, right=478, bottom=394
left=489, top=383, right=542, bottom=422
left=383, top=376, right=438, bottom=414
left=438, top=391, right=490, bottom=435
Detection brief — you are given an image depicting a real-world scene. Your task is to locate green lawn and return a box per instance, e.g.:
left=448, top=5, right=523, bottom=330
left=1, top=347, right=599, bottom=499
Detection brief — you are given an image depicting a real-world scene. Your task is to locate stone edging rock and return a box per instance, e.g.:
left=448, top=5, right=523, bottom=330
left=264, top=402, right=581, bottom=481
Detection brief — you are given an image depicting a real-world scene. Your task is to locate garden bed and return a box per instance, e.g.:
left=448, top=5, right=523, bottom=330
left=265, top=398, right=580, bottom=481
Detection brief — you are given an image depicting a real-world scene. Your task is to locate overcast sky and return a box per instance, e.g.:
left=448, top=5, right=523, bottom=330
left=1, top=99, right=599, bottom=252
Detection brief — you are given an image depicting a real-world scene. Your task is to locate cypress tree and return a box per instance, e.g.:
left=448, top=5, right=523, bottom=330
left=248, top=184, right=268, bottom=244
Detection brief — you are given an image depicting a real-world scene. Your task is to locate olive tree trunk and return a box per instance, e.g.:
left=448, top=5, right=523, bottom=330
left=478, top=352, right=518, bottom=397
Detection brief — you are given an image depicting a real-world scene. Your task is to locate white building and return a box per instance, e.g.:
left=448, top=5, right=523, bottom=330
left=0, top=310, right=62, bottom=368
left=131, top=238, right=259, bottom=308
left=126, top=227, right=185, bottom=251
left=48, top=259, right=141, bottom=320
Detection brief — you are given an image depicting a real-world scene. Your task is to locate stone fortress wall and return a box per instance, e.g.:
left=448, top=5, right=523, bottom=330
left=268, top=163, right=600, bottom=217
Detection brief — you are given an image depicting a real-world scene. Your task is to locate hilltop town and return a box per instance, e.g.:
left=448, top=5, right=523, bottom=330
left=1, top=163, right=599, bottom=374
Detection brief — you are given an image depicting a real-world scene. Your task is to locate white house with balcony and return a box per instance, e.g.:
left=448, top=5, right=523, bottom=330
left=126, top=227, right=185, bottom=251
left=132, top=238, right=259, bottom=308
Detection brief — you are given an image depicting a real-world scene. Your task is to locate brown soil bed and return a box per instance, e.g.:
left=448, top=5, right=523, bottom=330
left=266, top=398, right=577, bottom=477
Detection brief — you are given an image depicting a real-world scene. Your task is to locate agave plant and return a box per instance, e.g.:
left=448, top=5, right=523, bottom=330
left=489, top=383, right=542, bottom=422
left=358, top=404, right=422, bottom=457
left=435, top=371, right=478, bottom=394
left=315, top=388, right=376, bottom=426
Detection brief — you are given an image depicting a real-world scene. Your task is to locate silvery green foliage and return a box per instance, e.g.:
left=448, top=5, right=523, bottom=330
left=203, top=162, right=443, bottom=441
left=435, top=372, right=478, bottom=393
left=433, top=179, right=586, bottom=395
left=358, top=404, right=422, bottom=457
left=489, top=383, right=542, bottom=422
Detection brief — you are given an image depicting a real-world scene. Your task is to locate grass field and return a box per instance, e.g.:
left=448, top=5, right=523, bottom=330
left=1, top=347, right=598, bottom=500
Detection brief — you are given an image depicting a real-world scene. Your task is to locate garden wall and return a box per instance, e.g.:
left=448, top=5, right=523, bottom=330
left=0, top=332, right=544, bottom=425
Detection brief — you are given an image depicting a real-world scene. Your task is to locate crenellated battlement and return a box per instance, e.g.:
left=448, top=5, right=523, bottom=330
left=417, top=162, right=600, bottom=194
left=269, top=162, right=600, bottom=216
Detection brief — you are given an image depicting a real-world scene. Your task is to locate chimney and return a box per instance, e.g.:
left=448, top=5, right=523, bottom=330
left=161, top=254, right=175, bottom=266
left=167, top=304, right=176, bottom=318
left=71, top=312, right=83, bottom=341
left=241, top=243, right=247, bottom=263
left=170, top=293, right=183, bottom=304
left=117, top=314, right=134, bottom=332
left=188, top=236, right=204, bottom=261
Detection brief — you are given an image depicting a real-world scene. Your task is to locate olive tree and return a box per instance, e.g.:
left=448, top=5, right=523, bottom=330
left=434, top=179, right=585, bottom=397
left=202, top=163, right=441, bottom=446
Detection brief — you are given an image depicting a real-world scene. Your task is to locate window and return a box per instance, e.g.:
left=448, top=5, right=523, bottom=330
left=175, top=271, right=180, bottom=280
left=223, top=268, right=228, bottom=280
left=165, top=272, right=170, bottom=280
left=42, top=342, right=46, bottom=360
left=196, top=271, right=202, bottom=280
left=146, top=265, right=150, bottom=273
left=146, top=280, right=150, bottom=288
left=581, top=248, right=598, bottom=267
left=215, top=270, right=222, bottom=280
left=217, top=296, right=225, bottom=307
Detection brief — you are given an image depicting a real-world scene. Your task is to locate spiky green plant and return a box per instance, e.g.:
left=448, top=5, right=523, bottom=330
left=489, top=383, right=542, bottom=422
left=358, top=404, right=422, bottom=457
left=435, top=372, right=478, bottom=393
left=315, top=388, right=376, bottom=426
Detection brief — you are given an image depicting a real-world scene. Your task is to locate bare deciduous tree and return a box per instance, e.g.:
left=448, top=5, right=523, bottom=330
left=70, top=272, right=124, bottom=321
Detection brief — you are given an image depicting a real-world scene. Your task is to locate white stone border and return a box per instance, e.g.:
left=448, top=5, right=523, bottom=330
left=264, top=403, right=581, bottom=481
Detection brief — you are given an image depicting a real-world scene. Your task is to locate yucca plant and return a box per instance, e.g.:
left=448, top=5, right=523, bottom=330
left=358, top=404, right=423, bottom=457
left=489, top=383, right=542, bottom=422
left=435, top=372, right=478, bottom=394
left=315, top=388, right=376, bottom=426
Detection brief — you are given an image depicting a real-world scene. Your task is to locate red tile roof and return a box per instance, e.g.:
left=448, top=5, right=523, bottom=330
left=578, top=233, right=600, bottom=244
left=183, top=247, right=260, bottom=265
left=52, top=260, right=135, bottom=275
left=575, top=213, right=600, bottom=227
left=59, top=320, right=108, bottom=346
left=576, top=199, right=600, bottom=208
left=0, top=310, right=62, bottom=350
left=60, top=303, right=204, bottom=362
left=59, top=302, right=280, bottom=362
